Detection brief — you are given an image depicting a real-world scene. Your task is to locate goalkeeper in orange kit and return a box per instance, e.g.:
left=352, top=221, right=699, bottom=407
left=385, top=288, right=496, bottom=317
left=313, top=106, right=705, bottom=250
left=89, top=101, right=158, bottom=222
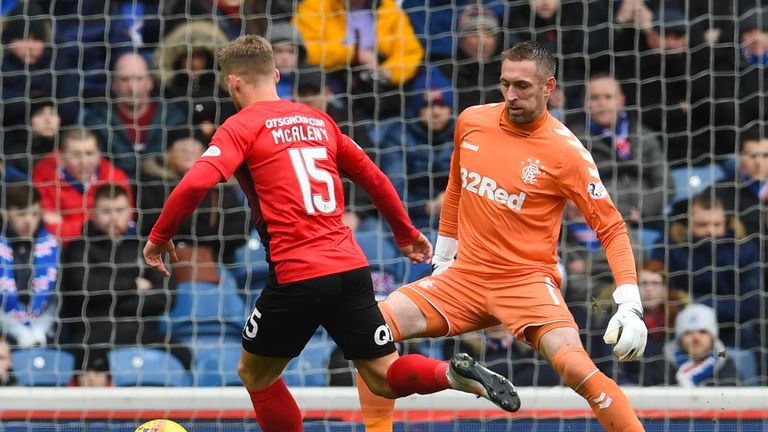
left=358, top=41, right=647, bottom=432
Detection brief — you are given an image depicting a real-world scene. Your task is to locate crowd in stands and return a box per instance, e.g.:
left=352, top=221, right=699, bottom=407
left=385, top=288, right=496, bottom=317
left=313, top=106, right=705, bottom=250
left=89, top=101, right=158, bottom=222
left=0, top=0, right=766, bottom=388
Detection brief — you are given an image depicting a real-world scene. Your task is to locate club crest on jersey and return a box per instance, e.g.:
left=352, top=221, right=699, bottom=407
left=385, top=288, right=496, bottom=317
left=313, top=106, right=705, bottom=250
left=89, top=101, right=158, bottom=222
left=521, top=158, right=545, bottom=185
left=587, top=181, right=608, bottom=200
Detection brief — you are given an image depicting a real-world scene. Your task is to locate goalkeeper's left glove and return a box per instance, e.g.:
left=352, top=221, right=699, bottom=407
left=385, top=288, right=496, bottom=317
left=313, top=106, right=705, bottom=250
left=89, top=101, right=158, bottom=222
left=603, top=284, right=648, bottom=362
left=431, top=235, right=457, bottom=276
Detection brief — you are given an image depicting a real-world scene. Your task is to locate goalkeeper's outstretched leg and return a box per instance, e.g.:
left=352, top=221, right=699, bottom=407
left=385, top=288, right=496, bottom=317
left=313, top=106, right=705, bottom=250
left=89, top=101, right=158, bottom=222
left=531, top=325, right=645, bottom=432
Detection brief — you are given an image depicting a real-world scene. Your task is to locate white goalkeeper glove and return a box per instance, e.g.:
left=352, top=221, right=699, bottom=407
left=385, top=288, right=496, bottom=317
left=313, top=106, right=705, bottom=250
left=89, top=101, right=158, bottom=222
left=431, top=235, right=457, bottom=276
left=603, top=284, right=648, bottom=362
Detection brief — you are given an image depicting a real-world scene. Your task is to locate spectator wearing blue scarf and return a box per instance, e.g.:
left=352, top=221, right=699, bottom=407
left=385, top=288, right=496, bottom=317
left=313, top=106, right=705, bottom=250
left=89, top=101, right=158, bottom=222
left=650, top=193, right=762, bottom=351
left=0, top=184, right=59, bottom=348
left=664, top=304, right=740, bottom=387
left=567, top=74, right=669, bottom=226
left=714, top=125, right=768, bottom=237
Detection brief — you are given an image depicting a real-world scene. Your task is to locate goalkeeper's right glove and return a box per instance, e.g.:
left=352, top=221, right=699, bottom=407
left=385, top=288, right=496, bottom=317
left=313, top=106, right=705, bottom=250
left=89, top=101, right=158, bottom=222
left=431, top=235, right=457, bottom=275
left=603, top=284, right=648, bottom=362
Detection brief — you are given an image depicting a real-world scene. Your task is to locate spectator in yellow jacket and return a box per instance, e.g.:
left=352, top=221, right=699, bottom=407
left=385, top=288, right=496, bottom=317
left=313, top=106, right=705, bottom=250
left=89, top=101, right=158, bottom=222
left=293, top=0, right=424, bottom=86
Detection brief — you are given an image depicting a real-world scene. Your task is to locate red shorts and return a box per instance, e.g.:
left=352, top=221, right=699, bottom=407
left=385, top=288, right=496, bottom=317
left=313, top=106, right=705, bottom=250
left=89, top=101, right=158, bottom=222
left=398, top=266, right=577, bottom=343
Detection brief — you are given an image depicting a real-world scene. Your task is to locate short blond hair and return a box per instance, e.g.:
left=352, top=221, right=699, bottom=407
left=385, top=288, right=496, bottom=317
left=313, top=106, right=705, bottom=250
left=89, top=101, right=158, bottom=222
left=217, top=35, right=275, bottom=83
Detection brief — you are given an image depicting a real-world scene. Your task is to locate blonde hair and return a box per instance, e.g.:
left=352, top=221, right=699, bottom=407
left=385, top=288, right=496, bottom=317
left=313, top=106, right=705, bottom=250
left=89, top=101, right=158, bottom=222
left=217, top=35, right=275, bottom=83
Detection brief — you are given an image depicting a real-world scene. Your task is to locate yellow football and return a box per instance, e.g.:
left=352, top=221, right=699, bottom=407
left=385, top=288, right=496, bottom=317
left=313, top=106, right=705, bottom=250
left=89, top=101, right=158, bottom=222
left=134, top=419, right=188, bottom=432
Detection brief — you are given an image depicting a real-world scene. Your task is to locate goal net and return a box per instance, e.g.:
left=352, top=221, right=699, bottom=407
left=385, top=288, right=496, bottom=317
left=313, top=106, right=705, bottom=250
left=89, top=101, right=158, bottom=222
left=0, top=0, right=767, bottom=431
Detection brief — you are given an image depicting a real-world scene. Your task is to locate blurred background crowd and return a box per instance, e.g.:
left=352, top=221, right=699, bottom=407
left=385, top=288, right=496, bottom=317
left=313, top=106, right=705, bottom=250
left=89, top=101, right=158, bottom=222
left=0, top=0, right=766, bottom=389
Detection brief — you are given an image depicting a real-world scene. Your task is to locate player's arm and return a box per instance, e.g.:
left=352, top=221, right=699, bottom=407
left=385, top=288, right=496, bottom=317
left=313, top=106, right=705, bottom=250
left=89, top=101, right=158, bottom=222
left=144, top=162, right=225, bottom=276
left=437, top=114, right=464, bottom=239
left=559, top=137, right=646, bottom=362
left=336, top=133, right=430, bottom=262
left=430, top=113, right=467, bottom=274
left=145, top=125, right=243, bottom=276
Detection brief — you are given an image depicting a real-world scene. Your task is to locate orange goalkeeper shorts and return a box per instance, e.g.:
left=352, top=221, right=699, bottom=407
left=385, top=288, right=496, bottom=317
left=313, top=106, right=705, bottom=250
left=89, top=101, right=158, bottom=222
left=397, top=266, right=577, bottom=343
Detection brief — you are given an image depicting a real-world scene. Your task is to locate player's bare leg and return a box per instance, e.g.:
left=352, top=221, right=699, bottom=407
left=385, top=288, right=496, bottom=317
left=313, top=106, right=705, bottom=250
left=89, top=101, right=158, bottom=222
left=533, top=326, right=645, bottom=432
left=354, top=351, right=401, bottom=399
left=357, top=292, right=520, bottom=431
left=356, top=344, right=451, bottom=432
left=237, top=350, right=301, bottom=432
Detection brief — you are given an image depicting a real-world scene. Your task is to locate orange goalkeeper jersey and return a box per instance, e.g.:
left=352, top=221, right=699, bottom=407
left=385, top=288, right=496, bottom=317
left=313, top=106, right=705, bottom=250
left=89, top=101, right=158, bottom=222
left=440, top=104, right=637, bottom=286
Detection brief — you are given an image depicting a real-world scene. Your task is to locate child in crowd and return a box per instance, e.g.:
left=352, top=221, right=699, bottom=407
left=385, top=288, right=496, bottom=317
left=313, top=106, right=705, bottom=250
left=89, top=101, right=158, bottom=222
left=666, top=304, right=741, bottom=387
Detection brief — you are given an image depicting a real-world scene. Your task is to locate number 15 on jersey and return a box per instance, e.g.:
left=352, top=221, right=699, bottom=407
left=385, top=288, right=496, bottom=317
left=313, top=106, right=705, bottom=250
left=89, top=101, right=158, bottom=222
left=288, top=147, right=337, bottom=215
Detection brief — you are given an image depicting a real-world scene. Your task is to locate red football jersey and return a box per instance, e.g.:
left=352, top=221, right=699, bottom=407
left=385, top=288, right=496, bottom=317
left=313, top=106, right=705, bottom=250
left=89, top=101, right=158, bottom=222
left=197, top=100, right=416, bottom=284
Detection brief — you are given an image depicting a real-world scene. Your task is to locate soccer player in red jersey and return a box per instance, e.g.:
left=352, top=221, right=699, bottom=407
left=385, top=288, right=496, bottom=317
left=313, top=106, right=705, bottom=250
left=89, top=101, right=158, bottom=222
left=143, top=35, right=519, bottom=432
left=358, top=41, right=648, bottom=431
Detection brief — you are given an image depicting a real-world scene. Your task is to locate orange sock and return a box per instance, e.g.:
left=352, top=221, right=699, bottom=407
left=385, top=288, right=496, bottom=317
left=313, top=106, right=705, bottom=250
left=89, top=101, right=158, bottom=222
left=549, top=345, right=644, bottom=432
left=356, top=371, right=394, bottom=432
left=354, top=302, right=401, bottom=432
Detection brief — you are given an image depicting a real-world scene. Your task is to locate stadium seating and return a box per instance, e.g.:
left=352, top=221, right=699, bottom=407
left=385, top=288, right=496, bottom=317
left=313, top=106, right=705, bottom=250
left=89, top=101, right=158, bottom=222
left=727, top=348, right=760, bottom=386
left=668, top=164, right=726, bottom=211
left=636, top=226, right=663, bottom=254
left=283, top=333, right=335, bottom=387
left=163, top=279, right=246, bottom=340
left=183, top=333, right=243, bottom=361
left=231, top=230, right=271, bottom=297
left=12, top=348, right=75, bottom=386
left=194, top=346, right=242, bottom=387
left=109, top=347, right=192, bottom=387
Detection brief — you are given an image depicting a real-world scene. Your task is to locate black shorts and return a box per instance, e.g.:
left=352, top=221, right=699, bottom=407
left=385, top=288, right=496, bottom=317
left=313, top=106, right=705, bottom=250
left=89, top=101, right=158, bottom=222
left=242, top=266, right=396, bottom=360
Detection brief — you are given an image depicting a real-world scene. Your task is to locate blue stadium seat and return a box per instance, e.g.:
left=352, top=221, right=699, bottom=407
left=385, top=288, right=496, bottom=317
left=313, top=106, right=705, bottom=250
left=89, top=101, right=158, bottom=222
left=181, top=334, right=243, bottom=360
left=726, top=347, right=760, bottom=386
left=282, top=334, right=334, bottom=387
left=109, top=348, right=192, bottom=387
left=668, top=164, right=726, bottom=210
left=635, top=227, right=663, bottom=255
left=164, top=279, right=246, bottom=339
left=231, top=230, right=270, bottom=294
left=12, top=348, right=75, bottom=386
left=194, top=346, right=242, bottom=387
left=718, top=155, right=738, bottom=179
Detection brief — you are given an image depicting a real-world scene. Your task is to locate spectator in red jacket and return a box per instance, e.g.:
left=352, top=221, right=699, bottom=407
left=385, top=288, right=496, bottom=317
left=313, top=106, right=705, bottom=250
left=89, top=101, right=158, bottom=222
left=32, top=127, right=133, bottom=243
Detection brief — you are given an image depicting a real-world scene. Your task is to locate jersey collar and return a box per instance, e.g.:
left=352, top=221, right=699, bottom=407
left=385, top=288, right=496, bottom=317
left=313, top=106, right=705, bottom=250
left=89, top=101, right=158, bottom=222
left=499, top=107, right=549, bottom=137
